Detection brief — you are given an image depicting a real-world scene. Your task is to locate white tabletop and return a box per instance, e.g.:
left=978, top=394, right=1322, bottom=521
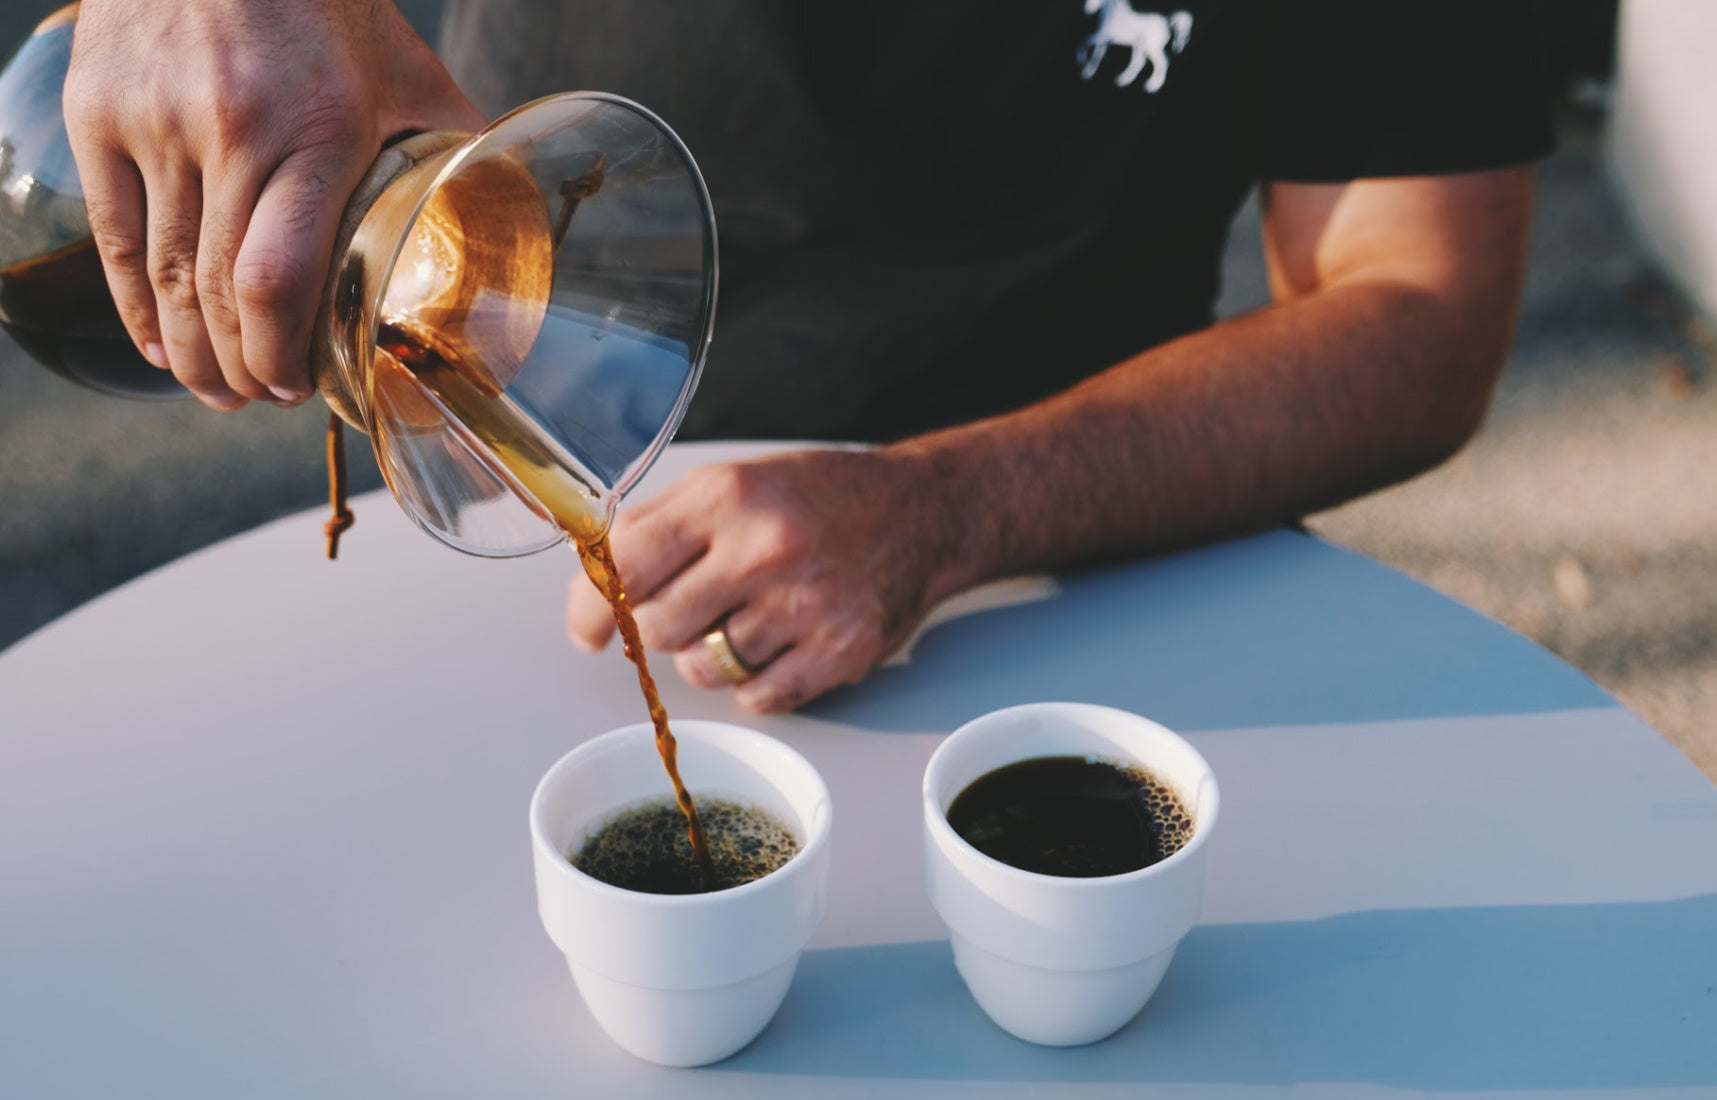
left=2, top=441, right=1714, bottom=1099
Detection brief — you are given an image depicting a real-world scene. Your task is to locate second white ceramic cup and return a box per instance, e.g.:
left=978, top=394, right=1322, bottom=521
left=530, top=720, right=832, bottom=1066
left=923, top=701, right=1219, bottom=1046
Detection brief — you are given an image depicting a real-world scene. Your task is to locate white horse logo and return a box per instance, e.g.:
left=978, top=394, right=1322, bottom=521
left=1077, top=1, right=1193, bottom=93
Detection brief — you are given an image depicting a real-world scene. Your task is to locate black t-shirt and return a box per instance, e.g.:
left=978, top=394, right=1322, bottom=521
left=441, top=0, right=1552, bottom=443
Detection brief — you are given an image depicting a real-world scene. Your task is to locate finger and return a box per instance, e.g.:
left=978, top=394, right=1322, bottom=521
left=146, top=166, right=247, bottom=408
left=76, top=147, right=165, bottom=369
left=630, top=549, right=753, bottom=653
left=673, top=603, right=795, bottom=691
left=566, top=573, right=618, bottom=652
left=604, top=489, right=714, bottom=601
left=196, top=165, right=278, bottom=403
left=732, top=645, right=837, bottom=714
left=230, top=149, right=357, bottom=403
left=567, top=475, right=717, bottom=652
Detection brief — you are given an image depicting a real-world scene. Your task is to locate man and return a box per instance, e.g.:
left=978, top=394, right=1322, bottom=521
left=62, top=0, right=1551, bottom=711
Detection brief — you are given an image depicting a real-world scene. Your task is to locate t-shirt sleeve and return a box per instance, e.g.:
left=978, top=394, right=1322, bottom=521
left=1257, top=0, right=1555, bottom=182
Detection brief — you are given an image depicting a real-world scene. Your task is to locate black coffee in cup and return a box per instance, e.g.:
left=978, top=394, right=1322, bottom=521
left=946, top=756, right=1192, bottom=877
left=571, top=796, right=800, bottom=895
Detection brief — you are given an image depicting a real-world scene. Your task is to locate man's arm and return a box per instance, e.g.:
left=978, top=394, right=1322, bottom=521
left=565, top=167, right=1535, bottom=712
left=906, top=167, right=1535, bottom=583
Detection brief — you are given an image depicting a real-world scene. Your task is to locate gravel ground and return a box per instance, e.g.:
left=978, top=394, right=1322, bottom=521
left=1298, top=117, right=1717, bottom=783
left=2, top=5, right=1710, bottom=782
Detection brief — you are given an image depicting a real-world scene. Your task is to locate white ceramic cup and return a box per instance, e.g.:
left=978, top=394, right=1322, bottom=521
left=923, top=702, right=1219, bottom=1046
left=530, top=720, right=832, bottom=1066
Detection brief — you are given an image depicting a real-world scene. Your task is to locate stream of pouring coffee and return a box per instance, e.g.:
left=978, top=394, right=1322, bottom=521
left=375, top=322, right=717, bottom=885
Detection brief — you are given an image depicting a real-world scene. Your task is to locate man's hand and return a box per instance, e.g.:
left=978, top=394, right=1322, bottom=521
left=63, top=0, right=485, bottom=410
left=565, top=448, right=968, bottom=714
left=568, top=166, right=1536, bottom=713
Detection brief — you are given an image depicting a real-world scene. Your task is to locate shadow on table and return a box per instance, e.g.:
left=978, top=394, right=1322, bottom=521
left=720, top=894, right=1717, bottom=1089
left=805, top=532, right=1609, bottom=734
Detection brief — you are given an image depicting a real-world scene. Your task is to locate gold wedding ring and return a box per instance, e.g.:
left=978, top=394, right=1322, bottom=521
left=703, top=625, right=755, bottom=685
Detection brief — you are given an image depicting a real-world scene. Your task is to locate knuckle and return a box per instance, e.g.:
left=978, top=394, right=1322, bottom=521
left=230, top=247, right=313, bottom=316
left=259, top=94, right=370, bottom=174
left=151, top=250, right=201, bottom=311
left=207, top=62, right=360, bottom=147
left=205, top=78, right=271, bottom=147
left=298, top=90, right=368, bottom=148
left=87, top=214, right=147, bottom=270
left=696, top=462, right=762, bottom=507
left=718, top=462, right=756, bottom=497
left=61, top=62, right=121, bottom=132
left=758, top=515, right=811, bottom=563
left=776, top=579, right=830, bottom=623
left=823, top=616, right=883, bottom=678
left=201, top=289, right=241, bottom=334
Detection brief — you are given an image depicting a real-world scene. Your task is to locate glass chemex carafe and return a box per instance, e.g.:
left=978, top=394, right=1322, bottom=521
left=0, top=5, right=716, bottom=556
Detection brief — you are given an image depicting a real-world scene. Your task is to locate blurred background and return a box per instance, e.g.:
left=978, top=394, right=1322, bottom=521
left=2, top=2, right=1712, bottom=780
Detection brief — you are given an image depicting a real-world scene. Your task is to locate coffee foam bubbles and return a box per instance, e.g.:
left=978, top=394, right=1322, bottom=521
left=571, top=796, right=800, bottom=894
left=1126, top=762, right=1194, bottom=859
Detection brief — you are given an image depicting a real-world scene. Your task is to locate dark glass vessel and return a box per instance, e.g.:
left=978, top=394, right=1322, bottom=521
left=0, top=7, right=185, bottom=399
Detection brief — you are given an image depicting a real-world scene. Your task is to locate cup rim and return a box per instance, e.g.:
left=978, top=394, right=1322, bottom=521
left=531, top=719, right=831, bottom=906
left=922, top=701, right=1220, bottom=889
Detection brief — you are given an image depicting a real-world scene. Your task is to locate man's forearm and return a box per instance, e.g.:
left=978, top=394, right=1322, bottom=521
left=562, top=168, right=1534, bottom=712
left=893, top=276, right=1513, bottom=599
